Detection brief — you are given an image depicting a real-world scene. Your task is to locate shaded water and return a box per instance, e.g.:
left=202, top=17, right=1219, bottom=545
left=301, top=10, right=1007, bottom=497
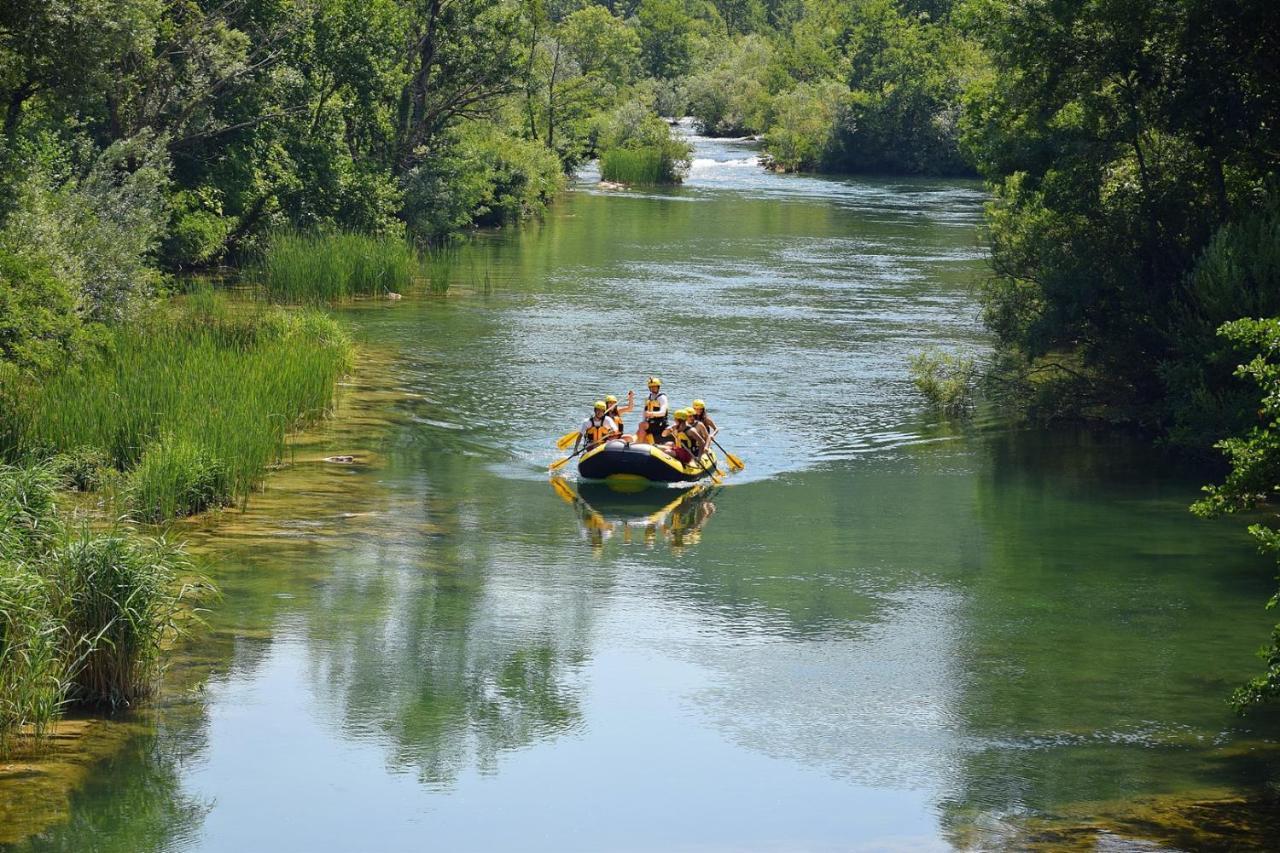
left=4, top=133, right=1280, bottom=851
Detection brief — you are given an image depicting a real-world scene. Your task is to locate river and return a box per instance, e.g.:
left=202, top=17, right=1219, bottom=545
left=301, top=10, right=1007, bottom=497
left=3, top=131, right=1279, bottom=850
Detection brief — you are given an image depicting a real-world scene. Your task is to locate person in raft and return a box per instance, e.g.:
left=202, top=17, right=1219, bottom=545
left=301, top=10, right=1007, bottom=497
left=635, top=377, right=669, bottom=444
left=660, top=409, right=704, bottom=463
left=688, top=399, right=717, bottom=442
left=575, top=401, right=619, bottom=453
left=604, top=392, right=635, bottom=439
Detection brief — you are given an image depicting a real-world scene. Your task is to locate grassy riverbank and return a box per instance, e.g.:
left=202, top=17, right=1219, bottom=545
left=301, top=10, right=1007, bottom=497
left=3, top=291, right=353, bottom=522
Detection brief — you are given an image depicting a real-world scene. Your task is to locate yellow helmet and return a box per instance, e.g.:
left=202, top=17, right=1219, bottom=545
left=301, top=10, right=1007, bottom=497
left=647, top=376, right=661, bottom=387
left=594, top=400, right=607, bottom=411
left=692, top=399, right=706, bottom=411
left=605, top=394, right=618, bottom=404
left=673, top=408, right=689, bottom=420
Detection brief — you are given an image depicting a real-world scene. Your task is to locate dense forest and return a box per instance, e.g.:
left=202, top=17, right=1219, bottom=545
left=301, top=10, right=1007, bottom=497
left=3, top=0, right=1280, bottom=715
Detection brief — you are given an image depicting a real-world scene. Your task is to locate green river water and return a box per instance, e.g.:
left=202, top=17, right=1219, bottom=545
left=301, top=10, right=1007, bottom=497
left=3, top=131, right=1280, bottom=851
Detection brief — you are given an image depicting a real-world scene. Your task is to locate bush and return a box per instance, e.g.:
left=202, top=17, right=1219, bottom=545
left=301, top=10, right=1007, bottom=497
left=50, top=447, right=113, bottom=492
left=595, top=101, right=692, bottom=184
left=763, top=82, right=847, bottom=172
left=0, top=247, right=89, bottom=377
left=54, top=530, right=194, bottom=708
left=252, top=231, right=417, bottom=303
left=910, top=348, right=978, bottom=418
left=128, top=437, right=231, bottom=523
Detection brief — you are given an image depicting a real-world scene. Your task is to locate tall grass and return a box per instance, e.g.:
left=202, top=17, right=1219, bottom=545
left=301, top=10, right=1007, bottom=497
left=252, top=230, right=417, bottom=302
left=55, top=529, right=194, bottom=709
left=10, top=293, right=354, bottom=520
left=0, top=465, right=204, bottom=749
left=0, top=559, right=66, bottom=756
left=600, top=147, right=668, bottom=184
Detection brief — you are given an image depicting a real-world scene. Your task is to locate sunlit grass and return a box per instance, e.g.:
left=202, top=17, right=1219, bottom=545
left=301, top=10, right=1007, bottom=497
left=252, top=230, right=417, bottom=302
left=600, top=147, right=679, bottom=184
left=7, top=292, right=354, bottom=520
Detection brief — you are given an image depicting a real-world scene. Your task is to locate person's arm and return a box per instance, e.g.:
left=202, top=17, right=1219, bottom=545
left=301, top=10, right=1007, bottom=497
left=574, top=418, right=589, bottom=452
left=605, top=416, right=619, bottom=437
left=616, top=400, right=635, bottom=415
left=703, top=414, right=718, bottom=440
left=652, top=394, right=668, bottom=419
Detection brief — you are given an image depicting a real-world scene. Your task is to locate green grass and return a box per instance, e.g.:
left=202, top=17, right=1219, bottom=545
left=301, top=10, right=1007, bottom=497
left=8, top=292, right=354, bottom=520
left=0, top=558, right=65, bottom=756
left=55, top=529, right=194, bottom=709
left=600, top=146, right=681, bottom=185
left=252, top=230, right=417, bottom=302
left=0, top=464, right=205, bottom=748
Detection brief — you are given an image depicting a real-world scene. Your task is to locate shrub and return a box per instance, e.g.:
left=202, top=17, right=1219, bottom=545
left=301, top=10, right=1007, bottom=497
left=0, top=247, right=88, bottom=377
left=0, top=560, right=66, bottom=755
left=54, top=530, right=194, bottom=708
left=910, top=348, right=978, bottom=418
left=128, top=437, right=231, bottom=523
left=595, top=101, right=692, bottom=185
left=50, top=447, right=113, bottom=492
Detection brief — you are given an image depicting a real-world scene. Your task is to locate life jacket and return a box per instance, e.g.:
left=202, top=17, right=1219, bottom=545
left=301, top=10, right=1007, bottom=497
left=674, top=427, right=694, bottom=451
left=605, top=404, right=624, bottom=432
left=585, top=416, right=613, bottom=444
left=644, top=392, right=667, bottom=420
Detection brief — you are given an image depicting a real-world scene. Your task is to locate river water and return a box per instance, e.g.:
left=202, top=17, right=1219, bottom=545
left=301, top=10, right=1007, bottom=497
left=4, top=134, right=1280, bottom=850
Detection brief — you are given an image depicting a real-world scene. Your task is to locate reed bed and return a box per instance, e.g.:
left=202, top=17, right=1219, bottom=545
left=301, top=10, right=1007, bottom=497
left=600, top=147, right=671, bottom=184
left=252, top=230, right=417, bottom=302
left=55, top=529, right=193, bottom=709
left=10, top=293, right=353, bottom=521
left=0, top=464, right=199, bottom=749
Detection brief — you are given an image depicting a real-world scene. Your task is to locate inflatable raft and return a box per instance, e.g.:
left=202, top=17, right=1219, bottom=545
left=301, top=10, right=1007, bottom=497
left=578, top=439, right=717, bottom=483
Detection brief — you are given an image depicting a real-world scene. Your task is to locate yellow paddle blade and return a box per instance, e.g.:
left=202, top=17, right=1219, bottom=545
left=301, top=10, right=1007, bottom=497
left=724, top=450, right=745, bottom=471
left=549, top=476, right=577, bottom=505
left=555, top=430, right=579, bottom=450
left=549, top=454, right=574, bottom=472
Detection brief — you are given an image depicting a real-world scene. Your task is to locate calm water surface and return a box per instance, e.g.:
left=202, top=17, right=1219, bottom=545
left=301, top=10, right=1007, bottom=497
left=5, top=132, right=1280, bottom=851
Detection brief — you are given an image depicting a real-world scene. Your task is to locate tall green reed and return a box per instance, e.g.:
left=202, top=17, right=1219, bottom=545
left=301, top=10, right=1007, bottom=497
left=54, top=529, right=195, bottom=709
left=11, top=295, right=354, bottom=520
left=252, top=230, right=417, bottom=302
left=600, top=147, right=669, bottom=184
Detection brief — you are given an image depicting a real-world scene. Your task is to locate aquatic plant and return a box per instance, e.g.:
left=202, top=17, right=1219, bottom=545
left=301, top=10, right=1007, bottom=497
left=910, top=348, right=977, bottom=418
left=54, top=529, right=195, bottom=709
left=50, top=447, right=113, bottom=492
left=0, top=462, right=61, bottom=559
left=10, top=294, right=354, bottom=520
left=128, top=437, right=231, bottom=523
left=251, top=231, right=417, bottom=302
left=600, top=147, right=672, bottom=185
left=0, top=559, right=66, bottom=756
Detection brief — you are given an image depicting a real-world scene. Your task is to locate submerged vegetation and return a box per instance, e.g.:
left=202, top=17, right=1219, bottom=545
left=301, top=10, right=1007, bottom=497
left=0, top=465, right=197, bottom=754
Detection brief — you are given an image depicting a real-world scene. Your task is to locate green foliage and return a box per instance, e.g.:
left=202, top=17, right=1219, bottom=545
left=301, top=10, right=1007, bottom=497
left=600, top=148, right=665, bottom=184
left=1192, top=318, right=1280, bottom=709
left=594, top=100, right=692, bottom=183
left=686, top=36, right=773, bottom=136
left=7, top=295, right=353, bottom=520
left=128, top=438, right=231, bottom=524
left=0, top=246, right=85, bottom=377
left=0, top=462, right=59, bottom=559
left=560, top=6, right=642, bottom=82
left=763, top=81, right=846, bottom=172
left=54, top=529, right=195, bottom=709
left=402, top=124, right=564, bottom=239
left=50, top=447, right=113, bottom=493
left=252, top=231, right=417, bottom=302
left=962, top=0, right=1280, bottom=434
left=910, top=348, right=977, bottom=419
left=636, top=0, right=695, bottom=80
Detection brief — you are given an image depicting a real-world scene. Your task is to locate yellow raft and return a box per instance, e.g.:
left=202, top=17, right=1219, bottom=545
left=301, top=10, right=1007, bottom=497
left=577, top=439, right=717, bottom=483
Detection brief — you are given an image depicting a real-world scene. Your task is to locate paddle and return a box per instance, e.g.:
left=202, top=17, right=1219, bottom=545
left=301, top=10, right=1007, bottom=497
left=549, top=439, right=607, bottom=472
left=710, top=437, right=744, bottom=472
left=555, top=429, right=579, bottom=450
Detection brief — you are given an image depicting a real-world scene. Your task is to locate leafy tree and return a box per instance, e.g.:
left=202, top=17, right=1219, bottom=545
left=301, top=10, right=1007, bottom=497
left=635, top=0, right=695, bottom=80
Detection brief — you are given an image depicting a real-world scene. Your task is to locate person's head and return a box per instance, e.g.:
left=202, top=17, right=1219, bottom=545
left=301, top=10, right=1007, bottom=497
left=692, top=399, right=706, bottom=414
left=674, top=408, right=688, bottom=422
left=605, top=394, right=618, bottom=406
left=594, top=400, right=607, bottom=416
left=647, top=376, right=661, bottom=392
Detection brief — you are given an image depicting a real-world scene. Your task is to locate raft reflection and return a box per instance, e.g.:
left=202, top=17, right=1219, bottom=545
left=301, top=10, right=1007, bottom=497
left=550, top=477, right=719, bottom=553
